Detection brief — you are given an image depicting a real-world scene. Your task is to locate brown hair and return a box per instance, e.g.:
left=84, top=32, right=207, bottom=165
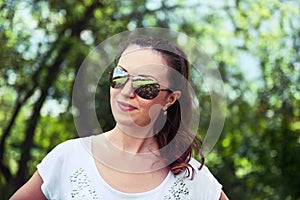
left=117, top=37, right=204, bottom=178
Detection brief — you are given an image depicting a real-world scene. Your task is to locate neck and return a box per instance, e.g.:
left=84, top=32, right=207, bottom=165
left=105, top=125, right=159, bottom=154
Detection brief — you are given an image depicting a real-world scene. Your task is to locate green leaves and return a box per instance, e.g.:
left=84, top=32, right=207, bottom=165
left=0, top=0, right=299, bottom=199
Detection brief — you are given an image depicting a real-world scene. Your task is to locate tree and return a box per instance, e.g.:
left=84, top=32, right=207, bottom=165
left=0, top=0, right=299, bottom=199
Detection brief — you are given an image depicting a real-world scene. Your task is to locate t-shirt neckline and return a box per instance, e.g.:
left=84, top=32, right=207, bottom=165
left=86, top=135, right=173, bottom=198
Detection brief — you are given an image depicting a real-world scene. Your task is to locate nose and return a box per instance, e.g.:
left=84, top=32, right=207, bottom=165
left=120, top=78, right=135, bottom=98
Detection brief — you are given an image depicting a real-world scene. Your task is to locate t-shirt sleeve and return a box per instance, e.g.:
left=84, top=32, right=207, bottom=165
left=190, top=158, right=223, bottom=199
left=37, top=140, right=71, bottom=199
left=198, top=165, right=223, bottom=199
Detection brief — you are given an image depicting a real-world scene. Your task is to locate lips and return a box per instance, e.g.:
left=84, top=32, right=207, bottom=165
left=117, top=101, right=138, bottom=111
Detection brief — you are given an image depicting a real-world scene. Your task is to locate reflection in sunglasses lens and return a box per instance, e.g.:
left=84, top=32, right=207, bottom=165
left=110, top=68, right=164, bottom=100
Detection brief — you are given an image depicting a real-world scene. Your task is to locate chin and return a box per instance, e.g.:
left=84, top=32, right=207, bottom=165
left=119, top=118, right=152, bottom=127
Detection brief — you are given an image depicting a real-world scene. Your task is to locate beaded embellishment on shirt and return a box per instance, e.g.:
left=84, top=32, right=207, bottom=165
left=163, top=177, right=190, bottom=200
left=70, top=168, right=99, bottom=200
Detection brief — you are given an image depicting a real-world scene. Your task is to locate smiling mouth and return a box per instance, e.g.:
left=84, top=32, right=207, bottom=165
left=117, top=101, right=138, bottom=111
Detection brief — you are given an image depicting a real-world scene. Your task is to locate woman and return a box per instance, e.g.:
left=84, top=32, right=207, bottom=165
left=10, top=37, right=228, bottom=199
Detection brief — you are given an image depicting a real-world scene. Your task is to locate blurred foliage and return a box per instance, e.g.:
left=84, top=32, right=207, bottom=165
left=0, top=0, right=299, bottom=199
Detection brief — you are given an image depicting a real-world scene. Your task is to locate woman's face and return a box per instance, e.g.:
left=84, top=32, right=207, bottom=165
left=110, top=45, right=172, bottom=133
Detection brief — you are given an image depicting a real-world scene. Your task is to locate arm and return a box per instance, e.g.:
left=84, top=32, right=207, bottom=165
left=10, top=171, right=47, bottom=200
left=220, top=190, right=229, bottom=200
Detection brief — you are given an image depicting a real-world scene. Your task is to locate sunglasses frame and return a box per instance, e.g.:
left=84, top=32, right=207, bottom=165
left=109, top=67, right=172, bottom=100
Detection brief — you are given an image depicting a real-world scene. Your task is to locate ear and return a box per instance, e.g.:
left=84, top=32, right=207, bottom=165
left=163, top=91, right=181, bottom=110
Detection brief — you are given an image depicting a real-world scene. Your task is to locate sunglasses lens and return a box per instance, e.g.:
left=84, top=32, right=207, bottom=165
left=110, top=68, right=128, bottom=88
left=133, top=77, right=160, bottom=99
left=110, top=68, right=163, bottom=100
left=111, top=76, right=128, bottom=88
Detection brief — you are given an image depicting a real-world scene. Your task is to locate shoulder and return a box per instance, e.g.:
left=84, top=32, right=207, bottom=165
left=47, top=137, right=91, bottom=155
left=188, top=158, right=221, bottom=183
left=37, top=136, right=92, bottom=170
left=189, top=158, right=216, bottom=178
left=185, top=158, right=223, bottom=199
left=37, top=137, right=93, bottom=199
left=165, top=159, right=223, bottom=200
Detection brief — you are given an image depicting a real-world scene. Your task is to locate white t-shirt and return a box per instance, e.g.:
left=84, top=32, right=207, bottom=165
left=37, top=137, right=222, bottom=200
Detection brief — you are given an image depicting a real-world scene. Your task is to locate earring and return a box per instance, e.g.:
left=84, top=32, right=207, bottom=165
left=163, top=108, right=167, bottom=116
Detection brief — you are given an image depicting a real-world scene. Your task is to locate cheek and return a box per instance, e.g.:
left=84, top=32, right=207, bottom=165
left=110, top=89, right=119, bottom=110
left=138, top=98, right=165, bottom=118
left=110, top=88, right=119, bottom=101
left=137, top=98, right=167, bottom=128
left=110, top=88, right=116, bottom=97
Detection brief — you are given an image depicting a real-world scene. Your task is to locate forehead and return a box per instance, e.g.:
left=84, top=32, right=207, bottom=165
left=118, top=45, right=169, bottom=79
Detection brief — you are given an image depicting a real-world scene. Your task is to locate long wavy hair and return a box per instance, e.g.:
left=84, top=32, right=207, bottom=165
left=116, top=37, right=204, bottom=178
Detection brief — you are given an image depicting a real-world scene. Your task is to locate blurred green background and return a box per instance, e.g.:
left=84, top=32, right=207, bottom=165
left=0, top=0, right=299, bottom=199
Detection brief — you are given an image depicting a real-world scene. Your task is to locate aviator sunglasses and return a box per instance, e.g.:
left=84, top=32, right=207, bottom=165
left=109, top=67, right=172, bottom=100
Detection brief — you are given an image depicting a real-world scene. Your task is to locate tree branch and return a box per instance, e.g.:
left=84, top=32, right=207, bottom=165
left=14, top=1, right=104, bottom=186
